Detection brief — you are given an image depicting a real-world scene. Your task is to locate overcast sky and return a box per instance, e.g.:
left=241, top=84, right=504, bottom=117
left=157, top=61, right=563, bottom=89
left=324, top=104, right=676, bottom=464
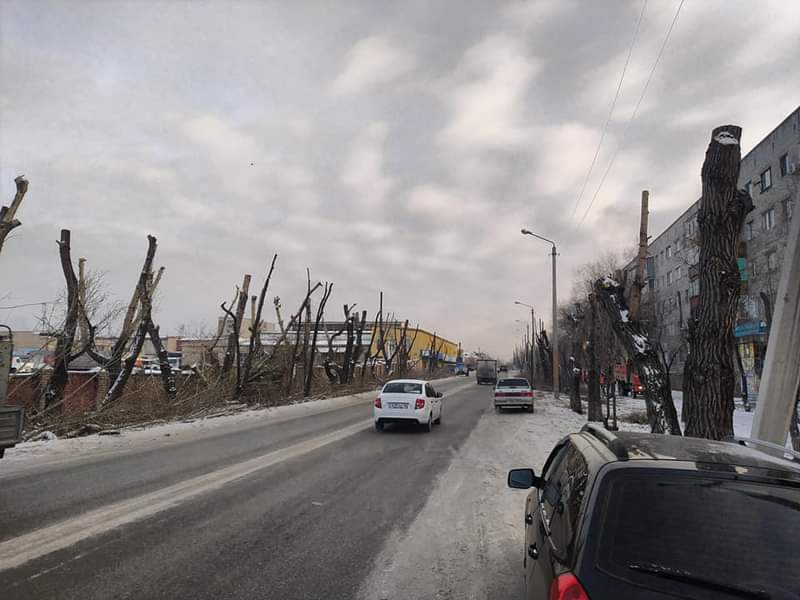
left=1, top=0, right=798, bottom=358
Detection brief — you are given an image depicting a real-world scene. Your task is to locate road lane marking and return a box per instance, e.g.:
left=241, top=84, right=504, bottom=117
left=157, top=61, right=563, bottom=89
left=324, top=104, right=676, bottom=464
left=0, top=418, right=373, bottom=573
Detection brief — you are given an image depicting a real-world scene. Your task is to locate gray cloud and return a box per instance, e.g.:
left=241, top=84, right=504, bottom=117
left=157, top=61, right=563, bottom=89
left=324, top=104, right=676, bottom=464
left=1, top=0, right=798, bottom=358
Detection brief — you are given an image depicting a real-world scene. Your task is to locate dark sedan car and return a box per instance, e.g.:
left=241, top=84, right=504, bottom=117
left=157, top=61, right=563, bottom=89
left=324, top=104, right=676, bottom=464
left=508, top=425, right=800, bottom=599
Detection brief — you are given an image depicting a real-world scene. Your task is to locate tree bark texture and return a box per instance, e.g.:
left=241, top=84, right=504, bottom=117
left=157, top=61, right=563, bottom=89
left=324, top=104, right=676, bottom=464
left=594, top=277, right=681, bottom=435
left=587, top=294, right=603, bottom=421
left=684, top=125, right=754, bottom=440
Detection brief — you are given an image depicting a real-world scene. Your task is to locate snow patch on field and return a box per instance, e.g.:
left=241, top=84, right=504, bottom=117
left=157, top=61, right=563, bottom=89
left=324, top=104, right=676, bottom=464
left=358, top=392, right=587, bottom=600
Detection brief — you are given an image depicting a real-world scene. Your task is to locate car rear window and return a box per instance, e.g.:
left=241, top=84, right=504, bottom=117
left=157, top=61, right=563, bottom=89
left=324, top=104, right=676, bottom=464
left=497, top=379, right=529, bottom=388
left=594, top=470, right=800, bottom=596
left=382, top=382, right=422, bottom=394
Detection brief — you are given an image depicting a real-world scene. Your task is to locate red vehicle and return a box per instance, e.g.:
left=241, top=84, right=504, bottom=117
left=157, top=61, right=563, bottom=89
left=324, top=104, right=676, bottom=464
left=613, top=362, right=644, bottom=397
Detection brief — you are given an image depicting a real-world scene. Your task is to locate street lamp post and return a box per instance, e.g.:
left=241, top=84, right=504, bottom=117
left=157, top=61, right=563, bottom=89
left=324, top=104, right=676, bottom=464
left=521, top=229, right=559, bottom=398
left=514, top=301, right=536, bottom=387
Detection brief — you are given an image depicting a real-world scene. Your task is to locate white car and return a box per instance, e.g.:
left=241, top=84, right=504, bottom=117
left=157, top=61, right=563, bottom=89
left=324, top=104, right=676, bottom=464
left=494, top=377, right=534, bottom=412
left=374, top=379, right=443, bottom=432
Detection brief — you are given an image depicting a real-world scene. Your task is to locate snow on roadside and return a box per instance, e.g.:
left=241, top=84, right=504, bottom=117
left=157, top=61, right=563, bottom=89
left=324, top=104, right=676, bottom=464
left=614, top=391, right=789, bottom=444
left=2, top=376, right=469, bottom=469
left=358, top=392, right=586, bottom=600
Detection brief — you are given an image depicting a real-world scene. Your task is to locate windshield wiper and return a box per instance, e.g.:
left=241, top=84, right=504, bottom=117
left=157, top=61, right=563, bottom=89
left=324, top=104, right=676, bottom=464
left=627, top=562, right=772, bottom=599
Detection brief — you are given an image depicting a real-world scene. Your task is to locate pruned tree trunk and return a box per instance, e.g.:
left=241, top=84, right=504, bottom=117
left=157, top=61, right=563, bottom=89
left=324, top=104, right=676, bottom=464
left=147, top=322, right=176, bottom=397
left=305, top=283, right=332, bottom=396
left=594, top=276, right=681, bottom=435
left=107, top=236, right=157, bottom=383
left=105, top=290, right=152, bottom=406
left=43, top=229, right=80, bottom=409
left=223, top=274, right=251, bottom=374
left=684, top=125, right=754, bottom=440
left=243, top=254, right=277, bottom=389
left=734, top=342, right=750, bottom=411
left=351, top=310, right=368, bottom=381
left=0, top=176, right=28, bottom=257
left=220, top=301, right=241, bottom=396
left=587, top=294, right=603, bottom=421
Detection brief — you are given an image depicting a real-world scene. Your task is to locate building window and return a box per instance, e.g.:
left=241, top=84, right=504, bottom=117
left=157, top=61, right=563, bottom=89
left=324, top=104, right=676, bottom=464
left=768, top=252, right=778, bottom=271
left=762, top=207, right=776, bottom=231
left=760, top=167, right=772, bottom=192
left=675, top=266, right=682, bottom=281
left=780, top=153, right=789, bottom=177
left=667, top=270, right=674, bottom=285
left=752, top=259, right=759, bottom=277
left=687, top=218, right=696, bottom=236
left=786, top=200, right=794, bottom=222
left=744, top=221, right=754, bottom=241
left=747, top=181, right=754, bottom=197
left=666, top=245, right=673, bottom=259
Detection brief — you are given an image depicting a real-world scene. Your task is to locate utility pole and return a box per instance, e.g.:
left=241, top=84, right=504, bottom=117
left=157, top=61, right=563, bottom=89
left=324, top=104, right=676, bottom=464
left=521, top=229, right=559, bottom=397
left=551, top=244, right=560, bottom=398
left=530, top=306, right=535, bottom=386
left=630, top=190, right=649, bottom=320
left=752, top=192, right=800, bottom=445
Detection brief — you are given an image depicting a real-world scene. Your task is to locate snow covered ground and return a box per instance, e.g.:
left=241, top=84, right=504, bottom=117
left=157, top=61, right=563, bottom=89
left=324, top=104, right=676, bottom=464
left=359, top=392, right=586, bottom=599
left=614, top=390, right=784, bottom=443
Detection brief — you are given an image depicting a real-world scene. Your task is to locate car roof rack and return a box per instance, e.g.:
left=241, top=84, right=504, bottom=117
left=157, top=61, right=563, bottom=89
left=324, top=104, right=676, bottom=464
left=725, top=436, right=800, bottom=465
left=581, top=423, right=629, bottom=461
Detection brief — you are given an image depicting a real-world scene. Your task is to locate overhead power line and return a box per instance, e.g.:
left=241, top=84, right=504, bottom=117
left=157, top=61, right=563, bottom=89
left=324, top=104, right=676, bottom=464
left=571, top=0, right=648, bottom=217
left=0, top=301, right=53, bottom=310
left=579, top=0, right=686, bottom=226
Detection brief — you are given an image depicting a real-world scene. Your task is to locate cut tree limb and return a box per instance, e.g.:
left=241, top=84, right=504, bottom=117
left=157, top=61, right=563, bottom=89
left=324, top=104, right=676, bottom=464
left=0, top=176, right=29, bottom=256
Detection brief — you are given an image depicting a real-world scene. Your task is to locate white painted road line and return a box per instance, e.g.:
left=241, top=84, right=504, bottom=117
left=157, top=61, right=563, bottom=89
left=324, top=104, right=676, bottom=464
left=0, top=418, right=373, bottom=573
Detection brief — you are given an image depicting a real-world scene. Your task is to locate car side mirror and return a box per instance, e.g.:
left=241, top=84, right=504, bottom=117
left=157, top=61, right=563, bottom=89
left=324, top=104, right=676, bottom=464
left=436, top=392, right=443, bottom=398
left=507, top=468, right=544, bottom=489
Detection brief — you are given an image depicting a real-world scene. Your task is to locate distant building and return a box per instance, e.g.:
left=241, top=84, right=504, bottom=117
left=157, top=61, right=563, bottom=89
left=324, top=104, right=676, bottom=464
left=626, top=107, right=799, bottom=399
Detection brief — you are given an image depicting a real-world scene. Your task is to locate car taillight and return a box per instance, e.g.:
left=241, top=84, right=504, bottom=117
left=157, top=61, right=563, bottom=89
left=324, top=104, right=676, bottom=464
left=415, top=398, right=425, bottom=409
left=522, top=391, right=533, bottom=397
left=548, top=572, right=589, bottom=600
left=374, top=397, right=382, bottom=408
left=495, top=392, right=506, bottom=397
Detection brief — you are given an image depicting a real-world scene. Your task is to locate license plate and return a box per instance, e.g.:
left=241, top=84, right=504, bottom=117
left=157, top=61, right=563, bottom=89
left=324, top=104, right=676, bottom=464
left=389, top=402, right=408, bottom=409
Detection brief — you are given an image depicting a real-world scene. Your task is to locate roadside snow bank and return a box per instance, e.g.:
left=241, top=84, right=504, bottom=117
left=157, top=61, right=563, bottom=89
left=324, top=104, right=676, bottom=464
left=1, top=378, right=465, bottom=469
left=359, top=392, right=586, bottom=600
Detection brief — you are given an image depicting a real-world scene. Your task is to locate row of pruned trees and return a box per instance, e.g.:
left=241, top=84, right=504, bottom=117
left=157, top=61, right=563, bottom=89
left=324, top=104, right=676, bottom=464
left=2, top=176, right=445, bottom=427
left=560, top=125, right=760, bottom=440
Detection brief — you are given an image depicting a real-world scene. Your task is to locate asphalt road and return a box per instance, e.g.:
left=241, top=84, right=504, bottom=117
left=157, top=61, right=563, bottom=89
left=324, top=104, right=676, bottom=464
left=0, top=377, right=492, bottom=599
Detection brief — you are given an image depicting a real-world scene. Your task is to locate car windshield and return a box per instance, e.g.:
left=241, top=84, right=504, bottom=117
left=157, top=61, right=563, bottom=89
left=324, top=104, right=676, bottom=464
left=497, top=379, right=529, bottom=388
left=383, top=382, right=423, bottom=394
left=594, top=471, right=800, bottom=595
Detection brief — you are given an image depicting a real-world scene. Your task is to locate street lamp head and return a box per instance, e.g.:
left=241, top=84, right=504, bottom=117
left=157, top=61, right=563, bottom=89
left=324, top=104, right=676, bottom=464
left=521, top=228, right=531, bottom=235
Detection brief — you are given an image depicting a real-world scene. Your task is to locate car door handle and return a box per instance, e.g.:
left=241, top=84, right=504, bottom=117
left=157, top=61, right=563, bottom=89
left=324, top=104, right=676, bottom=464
left=525, top=513, right=533, bottom=525
left=528, top=543, right=539, bottom=560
